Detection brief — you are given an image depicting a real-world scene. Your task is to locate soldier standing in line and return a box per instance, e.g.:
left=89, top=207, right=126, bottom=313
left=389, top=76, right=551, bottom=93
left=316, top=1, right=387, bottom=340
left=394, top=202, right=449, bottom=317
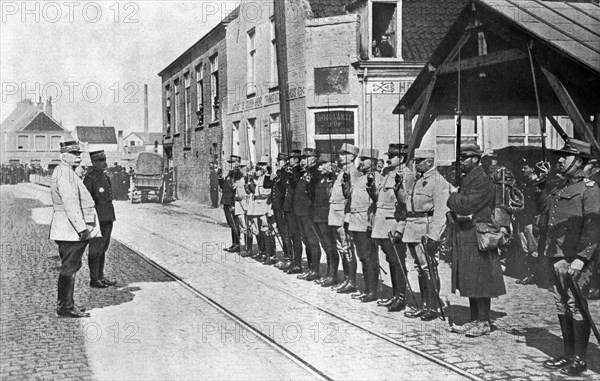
left=84, top=150, right=118, bottom=288
left=248, top=156, right=275, bottom=264
left=220, top=155, right=242, bottom=253
left=347, top=148, right=382, bottom=303
left=398, top=148, right=451, bottom=321
left=583, top=157, right=600, bottom=300
left=293, top=148, right=322, bottom=281
left=447, top=144, right=506, bottom=337
left=312, top=153, right=339, bottom=287
left=271, top=153, right=292, bottom=270
left=329, top=144, right=361, bottom=293
left=49, top=141, right=100, bottom=318
left=541, top=140, right=599, bottom=376
left=371, top=144, right=409, bottom=312
left=236, top=161, right=252, bottom=257
left=283, top=150, right=305, bottom=275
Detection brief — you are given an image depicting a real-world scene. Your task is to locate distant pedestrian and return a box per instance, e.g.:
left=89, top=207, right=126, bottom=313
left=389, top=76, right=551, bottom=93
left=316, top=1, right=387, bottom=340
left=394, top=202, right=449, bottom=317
left=209, top=162, right=220, bottom=208
left=84, top=150, right=118, bottom=288
left=49, top=141, right=100, bottom=318
left=447, top=143, right=506, bottom=337
left=376, top=35, right=394, bottom=58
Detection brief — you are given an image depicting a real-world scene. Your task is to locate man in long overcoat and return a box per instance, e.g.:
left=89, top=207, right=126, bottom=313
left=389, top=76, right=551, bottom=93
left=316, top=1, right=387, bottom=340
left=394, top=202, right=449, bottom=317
left=447, top=143, right=506, bottom=337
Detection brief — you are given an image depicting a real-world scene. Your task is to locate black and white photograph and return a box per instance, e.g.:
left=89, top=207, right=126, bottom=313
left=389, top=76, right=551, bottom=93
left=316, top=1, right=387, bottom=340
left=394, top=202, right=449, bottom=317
left=1, top=0, right=599, bottom=379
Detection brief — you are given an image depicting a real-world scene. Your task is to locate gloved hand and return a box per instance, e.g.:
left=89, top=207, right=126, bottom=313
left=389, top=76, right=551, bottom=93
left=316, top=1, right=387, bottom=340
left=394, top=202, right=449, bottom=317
left=78, top=228, right=92, bottom=241
left=421, top=236, right=440, bottom=253
left=391, top=231, right=403, bottom=243
left=285, top=166, right=293, bottom=174
left=395, top=172, right=402, bottom=185
left=366, top=173, right=375, bottom=188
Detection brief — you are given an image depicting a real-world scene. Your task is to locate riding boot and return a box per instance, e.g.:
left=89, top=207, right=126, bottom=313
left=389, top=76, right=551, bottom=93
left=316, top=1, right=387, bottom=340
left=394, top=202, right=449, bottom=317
left=88, top=255, right=100, bottom=283
left=561, top=319, right=590, bottom=376
left=57, top=275, right=71, bottom=310
left=405, top=273, right=427, bottom=318
left=379, top=265, right=397, bottom=306
left=286, top=238, right=303, bottom=274
left=543, top=314, right=574, bottom=369
left=263, top=236, right=277, bottom=265
left=337, top=254, right=358, bottom=294
left=361, top=264, right=379, bottom=303
left=388, top=266, right=407, bottom=312
left=305, top=246, right=322, bottom=281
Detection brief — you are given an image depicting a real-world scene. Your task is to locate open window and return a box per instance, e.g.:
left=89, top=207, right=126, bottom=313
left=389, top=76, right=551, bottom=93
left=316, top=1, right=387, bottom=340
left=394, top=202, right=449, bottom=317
left=371, top=2, right=397, bottom=58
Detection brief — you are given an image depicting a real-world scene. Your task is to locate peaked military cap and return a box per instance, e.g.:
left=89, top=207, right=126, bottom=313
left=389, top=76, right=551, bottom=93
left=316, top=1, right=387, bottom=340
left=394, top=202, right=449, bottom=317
left=90, top=150, right=106, bottom=161
left=414, top=147, right=435, bottom=159
left=257, top=155, right=270, bottom=165
left=289, top=150, right=302, bottom=159
left=227, top=155, right=241, bottom=163
left=277, top=152, right=288, bottom=161
left=60, top=141, right=81, bottom=154
left=302, top=148, right=319, bottom=158
left=359, top=148, right=379, bottom=160
left=339, top=143, right=360, bottom=156
left=460, top=143, right=483, bottom=157
left=556, top=138, right=591, bottom=157
left=318, top=152, right=332, bottom=163
left=385, top=143, right=408, bottom=157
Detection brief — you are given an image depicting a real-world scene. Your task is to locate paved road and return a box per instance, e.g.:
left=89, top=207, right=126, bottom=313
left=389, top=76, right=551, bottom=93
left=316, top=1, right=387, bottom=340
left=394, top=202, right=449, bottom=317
left=2, top=182, right=599, bottom=380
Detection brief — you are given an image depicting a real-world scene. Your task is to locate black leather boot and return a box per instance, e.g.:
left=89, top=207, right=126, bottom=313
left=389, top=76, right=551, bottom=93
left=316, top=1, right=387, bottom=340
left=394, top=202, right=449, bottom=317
left=543, top=315, right=574, bottom=369
left=379, top=266, right=397, bottom=307
left=561, top=319, right=590, bottom=376
left=405, top=274, right=427, bottom=318
left=360, top=265, right=379, bottom=303
left=337, top=279, right=358, bottom=294
left=388, top=266, right=406, bottom=312
left=333, top=277, right=349, bottom=291
left=57, top=275, right=89, bottom=318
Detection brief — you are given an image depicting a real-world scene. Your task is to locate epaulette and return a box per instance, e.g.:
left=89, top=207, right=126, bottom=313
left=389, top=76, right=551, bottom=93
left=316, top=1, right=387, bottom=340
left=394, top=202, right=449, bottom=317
left=583, top=178, right=596, bottom=187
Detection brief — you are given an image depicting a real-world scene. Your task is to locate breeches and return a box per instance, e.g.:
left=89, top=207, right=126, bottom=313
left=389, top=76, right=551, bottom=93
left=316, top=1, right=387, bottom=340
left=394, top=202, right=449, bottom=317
left=56, top=240, right=89, bottom=276
left=549, top=257, right=595, bottom=321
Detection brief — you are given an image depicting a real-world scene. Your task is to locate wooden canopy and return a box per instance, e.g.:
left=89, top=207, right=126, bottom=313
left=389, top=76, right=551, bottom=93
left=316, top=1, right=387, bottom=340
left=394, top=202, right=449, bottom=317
left=394, top=0, right=600, bottom=155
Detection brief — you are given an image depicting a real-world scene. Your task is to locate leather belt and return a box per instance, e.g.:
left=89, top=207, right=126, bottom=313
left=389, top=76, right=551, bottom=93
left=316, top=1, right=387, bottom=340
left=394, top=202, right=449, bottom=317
left=407, top=211, right=434, bottom=218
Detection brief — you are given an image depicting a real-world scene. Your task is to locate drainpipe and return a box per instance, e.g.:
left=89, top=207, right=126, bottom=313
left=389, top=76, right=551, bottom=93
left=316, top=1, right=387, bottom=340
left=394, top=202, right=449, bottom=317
left=361, top=67, right=368, bottom=147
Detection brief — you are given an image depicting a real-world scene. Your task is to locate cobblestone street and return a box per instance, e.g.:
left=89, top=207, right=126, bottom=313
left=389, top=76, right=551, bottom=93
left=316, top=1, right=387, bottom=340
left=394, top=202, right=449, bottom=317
left=1, top=183, right=599, bottom=380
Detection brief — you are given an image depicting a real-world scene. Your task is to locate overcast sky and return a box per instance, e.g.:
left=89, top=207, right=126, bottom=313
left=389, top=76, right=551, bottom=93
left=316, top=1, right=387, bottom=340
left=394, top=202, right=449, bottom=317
left=1, top=0, right=239, bottom=134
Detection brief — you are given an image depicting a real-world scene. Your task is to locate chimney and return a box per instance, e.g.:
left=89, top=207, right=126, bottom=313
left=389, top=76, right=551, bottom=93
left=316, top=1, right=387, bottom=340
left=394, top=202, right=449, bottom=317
left=144, top=84, right=149, bottom=134
left=118, top=130, right=123, bottom=138
left=102, top=120, right=105, bottom=126
left=37, top=96, right=43, bottom=110
left=45, top=96, right=53, bottom=117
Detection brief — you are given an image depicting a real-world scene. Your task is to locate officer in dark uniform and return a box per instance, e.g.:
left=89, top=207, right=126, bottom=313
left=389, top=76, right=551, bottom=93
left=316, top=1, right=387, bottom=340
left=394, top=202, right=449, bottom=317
left=209, top=162, right=220, bottom=208
left=283, top=150, right=304, bottom=275
left=271, top=153, right=292, bottom=270
left=294, top=148, right=322, bottom=281
left=220, top=155, right=242, bottom=253
left=84, top=150, right=118, bottom=288
left=542, top=139, right=600, bottom=376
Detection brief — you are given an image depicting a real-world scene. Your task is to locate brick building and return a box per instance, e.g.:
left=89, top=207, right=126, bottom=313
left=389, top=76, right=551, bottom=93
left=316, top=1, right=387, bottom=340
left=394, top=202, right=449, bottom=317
left=158, top=7, right=238, bottom=203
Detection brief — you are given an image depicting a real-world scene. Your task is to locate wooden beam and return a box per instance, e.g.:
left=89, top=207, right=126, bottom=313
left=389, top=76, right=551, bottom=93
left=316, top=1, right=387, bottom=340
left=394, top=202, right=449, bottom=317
left=545, top=114, right=570, bottom=142
left=541, top=66, right=600, bottom=151
left=408, top=74, right=438, bottom=156
left=437, top=49, right=527, bottom=75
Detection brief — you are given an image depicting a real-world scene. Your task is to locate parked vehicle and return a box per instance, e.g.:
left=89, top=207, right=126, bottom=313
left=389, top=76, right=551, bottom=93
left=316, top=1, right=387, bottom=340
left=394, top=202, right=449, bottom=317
left=130, top=152, right=163, bottom=203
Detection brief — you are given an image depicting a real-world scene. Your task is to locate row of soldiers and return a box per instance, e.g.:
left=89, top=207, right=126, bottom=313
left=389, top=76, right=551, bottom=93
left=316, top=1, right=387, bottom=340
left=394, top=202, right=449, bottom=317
left=1, top=163, right=33, bottom=184
left=218, top=143, right=450, bottom=320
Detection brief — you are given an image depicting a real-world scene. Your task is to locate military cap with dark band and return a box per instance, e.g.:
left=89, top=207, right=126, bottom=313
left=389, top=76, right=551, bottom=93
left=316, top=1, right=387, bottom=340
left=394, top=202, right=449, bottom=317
left=460, top=143, right=483, bottom=157
left=302, top=148, right=319, bottom=158
left=90, top=150, right=107, bottom=161
left=60, top=140, right=81, bottom=154
left=556, top=138, right=591, bottom=157
left=385, top=143, right=408, bottom=158
left=339, top=143, right=360, bottom=156
left=227, top=155, right=241, bottom=163
left=277, top=152, right=289, bottom=161
left=288, top=150, right=302, bottom=159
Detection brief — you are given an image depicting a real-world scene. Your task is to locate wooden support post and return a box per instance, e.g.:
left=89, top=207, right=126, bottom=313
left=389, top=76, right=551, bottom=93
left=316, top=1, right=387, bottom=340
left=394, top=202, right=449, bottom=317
left=541, top=66, right=600, bottom=151
left=545, top=114, right=570, bottom=142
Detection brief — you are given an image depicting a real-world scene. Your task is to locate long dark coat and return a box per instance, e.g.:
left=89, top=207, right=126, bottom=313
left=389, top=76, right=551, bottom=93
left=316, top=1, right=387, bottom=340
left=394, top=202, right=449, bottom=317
left=447, top=165, right=506, bottom=298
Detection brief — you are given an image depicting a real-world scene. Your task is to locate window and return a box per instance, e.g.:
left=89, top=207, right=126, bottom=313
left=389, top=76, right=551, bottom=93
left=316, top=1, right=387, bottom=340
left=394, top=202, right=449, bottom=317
left=130, top=141, right=135, bottom=146
left=210, top=55, right=219, bottom=121
left=17, top=135, right=28, bottom=150
left=247, top=29, right=256, bottom=96
left=435, top=115, right=479, bottom=163
left=35, top=135, right=46, bottom=150
left=313, top=110, right=355, bottom=154
left=165, top=85, right=172, bottom=135
left=508, top=116, right=543, bottom=147
left=371, top=2, right=397, bottom=58
left=184, top=73, right=191, bottom=146
left=246, top=118, right=257, bottom=164
left=270, top=19, right=278, bottom=87
left=174, top=79, right=180, bottom=134
left=51, top=136, right=62, bottom=150
left=195, top=64, right=204, bottom=126
left=232, top=122, right=240, bottom=157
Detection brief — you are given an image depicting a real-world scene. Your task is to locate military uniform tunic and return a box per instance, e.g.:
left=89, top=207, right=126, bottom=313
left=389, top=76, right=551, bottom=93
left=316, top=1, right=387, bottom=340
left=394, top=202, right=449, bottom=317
left=348, top=171, right=381, bottom=232
left=329, top=163, right=359, bottom=227
left=371, top=167, right=401, bottom=239
left=83, top=168, right=116, bottom=222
